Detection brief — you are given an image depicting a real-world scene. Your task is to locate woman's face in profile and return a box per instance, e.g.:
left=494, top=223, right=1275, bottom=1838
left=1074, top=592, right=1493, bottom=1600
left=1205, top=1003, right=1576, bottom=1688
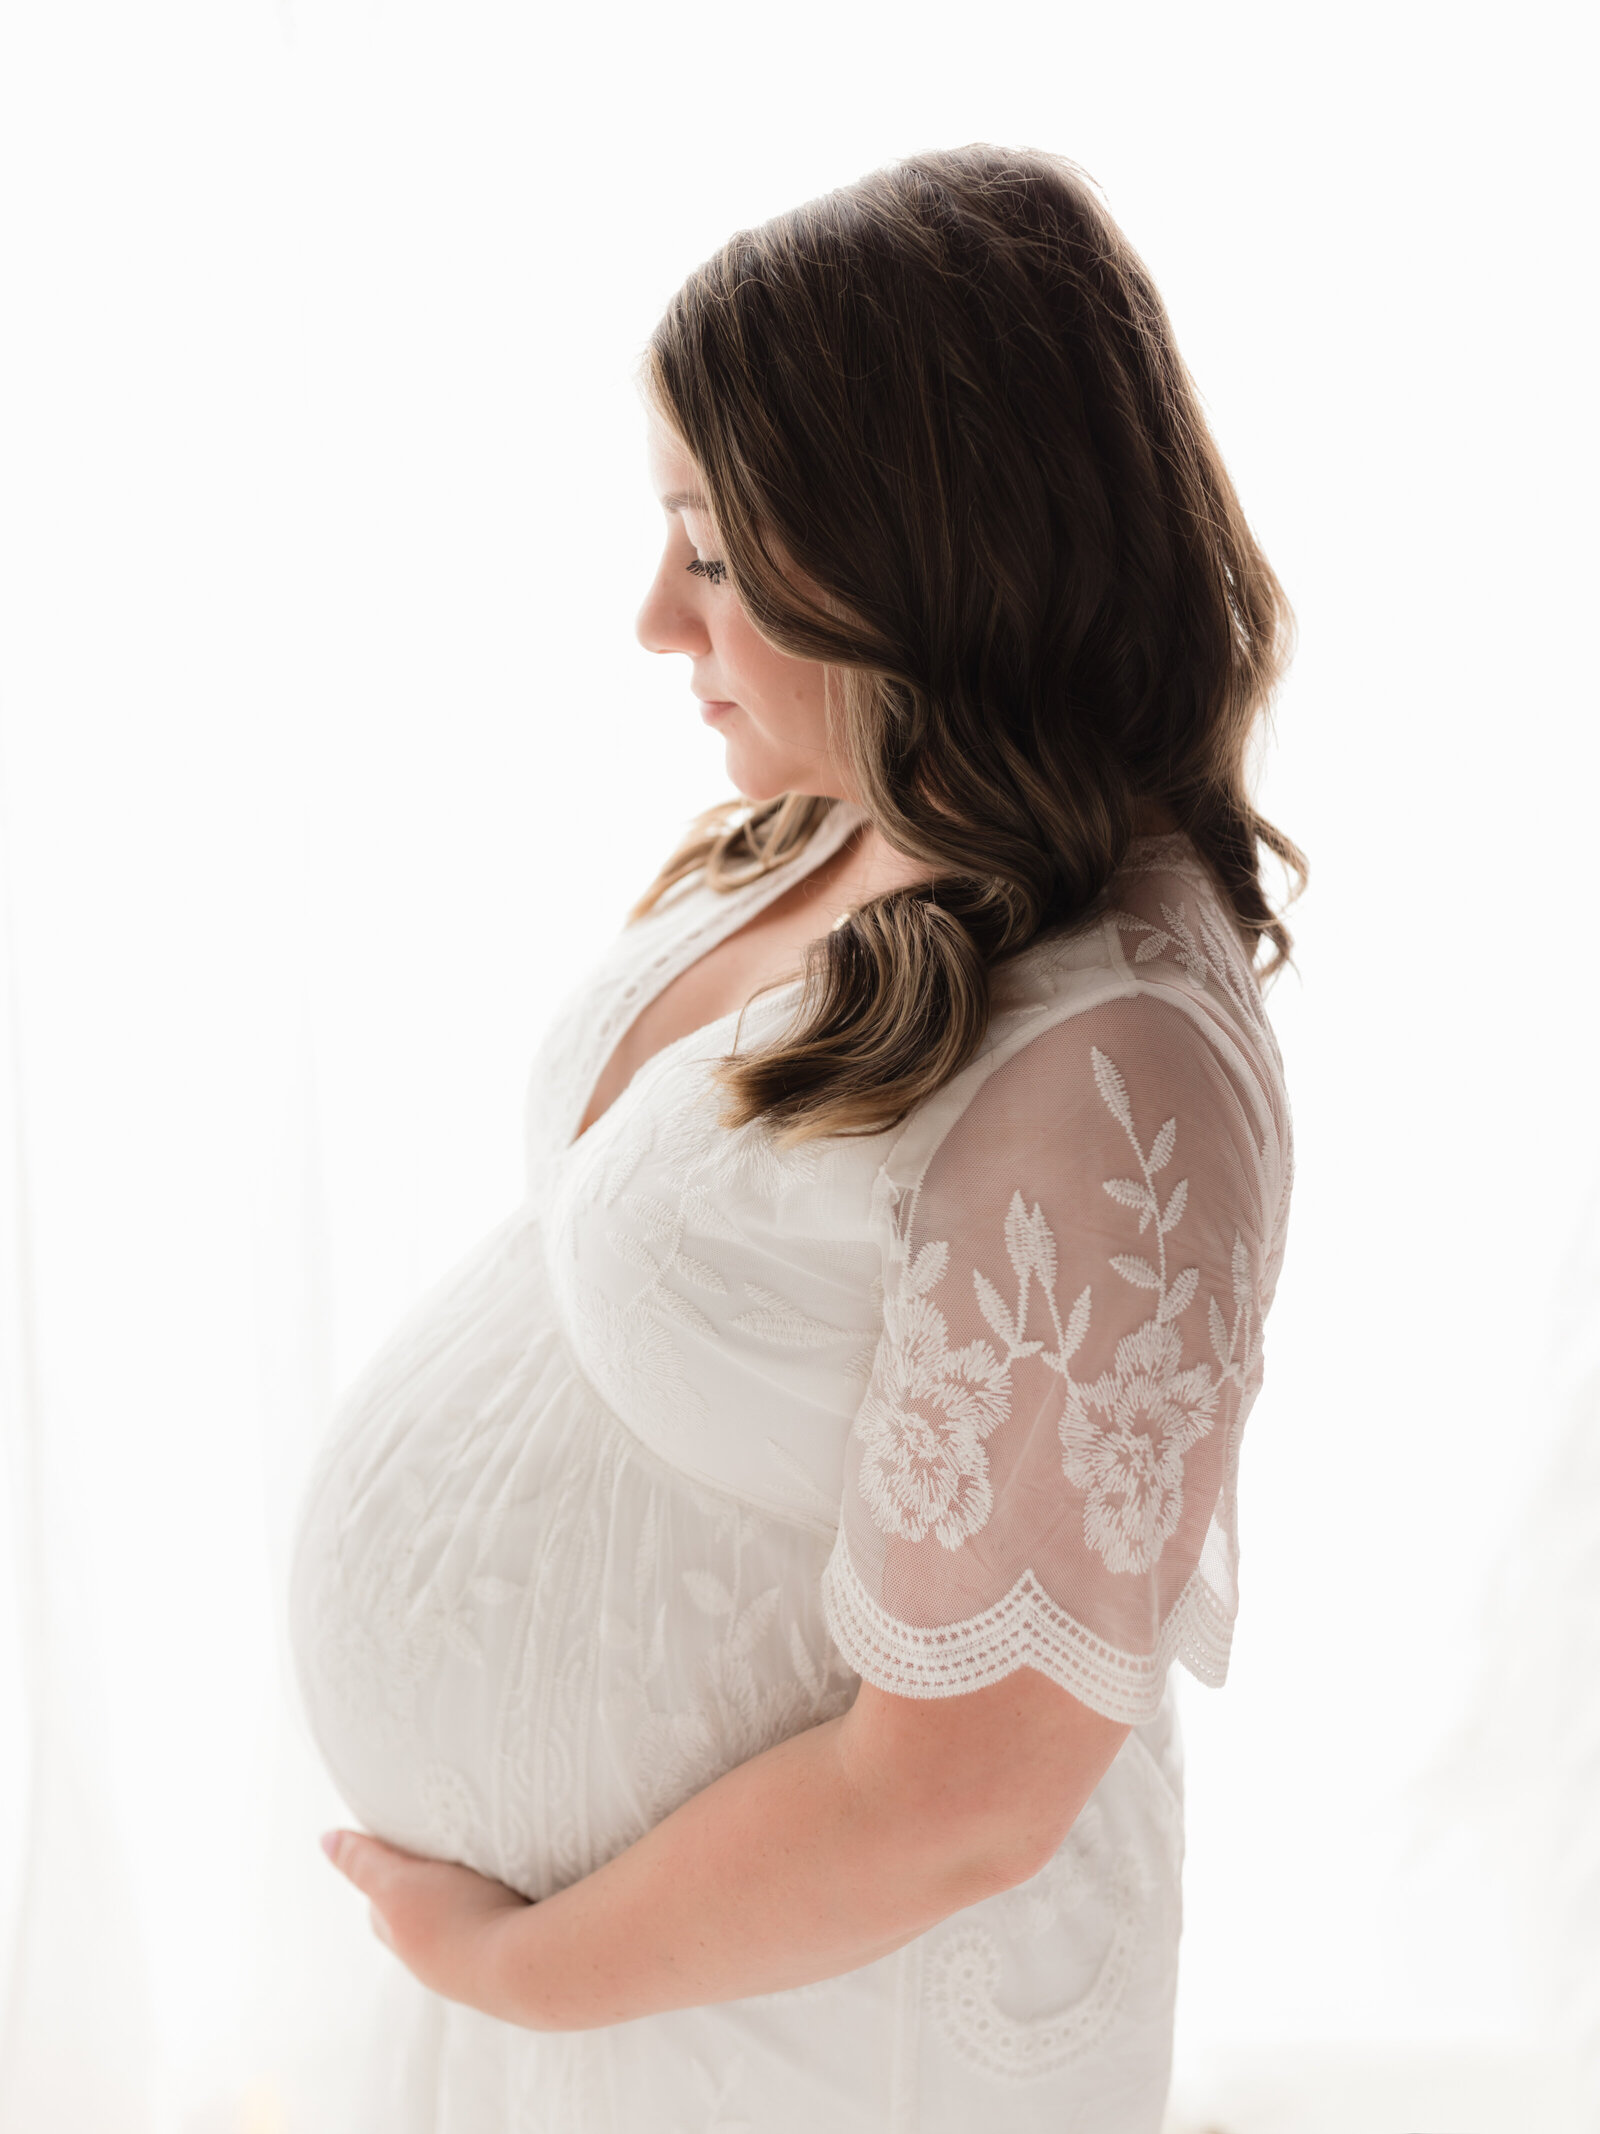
left=637, top=416, right=842, bottom=804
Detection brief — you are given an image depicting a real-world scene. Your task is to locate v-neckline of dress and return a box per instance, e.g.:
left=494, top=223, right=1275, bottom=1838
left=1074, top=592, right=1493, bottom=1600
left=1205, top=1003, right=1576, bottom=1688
left=562, top=799, right=870, bottom=1155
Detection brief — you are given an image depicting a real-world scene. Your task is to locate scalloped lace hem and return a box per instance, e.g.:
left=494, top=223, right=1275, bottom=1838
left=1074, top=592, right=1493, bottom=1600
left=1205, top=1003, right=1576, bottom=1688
left=820, top=1537, right=1233, bottom=1727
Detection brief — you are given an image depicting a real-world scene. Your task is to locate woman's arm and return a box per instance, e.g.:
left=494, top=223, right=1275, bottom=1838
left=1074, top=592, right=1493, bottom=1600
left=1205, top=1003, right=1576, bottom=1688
left=324, top=1667, right=1129, bottom=2031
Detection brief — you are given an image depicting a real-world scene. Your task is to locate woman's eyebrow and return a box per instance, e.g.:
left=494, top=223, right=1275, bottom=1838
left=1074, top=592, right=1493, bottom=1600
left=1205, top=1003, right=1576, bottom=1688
left=660, top=489, right=710, bottom=514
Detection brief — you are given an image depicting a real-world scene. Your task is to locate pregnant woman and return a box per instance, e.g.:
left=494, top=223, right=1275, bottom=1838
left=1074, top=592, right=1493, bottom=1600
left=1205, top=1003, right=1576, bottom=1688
left=291, top=143, right=1299, bottom=2133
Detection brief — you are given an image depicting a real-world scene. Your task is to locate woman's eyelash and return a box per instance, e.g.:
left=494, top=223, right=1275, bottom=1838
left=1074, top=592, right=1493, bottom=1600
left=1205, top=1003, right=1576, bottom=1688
left=686, top=558, right=728, bottom=586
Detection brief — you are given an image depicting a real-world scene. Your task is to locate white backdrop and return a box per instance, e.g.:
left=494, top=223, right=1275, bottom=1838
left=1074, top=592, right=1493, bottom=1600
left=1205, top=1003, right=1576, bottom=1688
left=1, top=2, right=1595, bottom=2129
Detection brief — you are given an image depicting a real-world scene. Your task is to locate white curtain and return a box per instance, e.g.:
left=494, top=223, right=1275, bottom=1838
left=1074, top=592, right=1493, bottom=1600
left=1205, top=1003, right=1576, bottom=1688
left=0, top=4, right=1594, bottom=2130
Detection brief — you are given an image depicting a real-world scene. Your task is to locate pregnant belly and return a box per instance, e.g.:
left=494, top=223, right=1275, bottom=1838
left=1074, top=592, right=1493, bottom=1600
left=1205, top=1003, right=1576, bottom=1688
left=288, top=1209, right=857, bottom=1899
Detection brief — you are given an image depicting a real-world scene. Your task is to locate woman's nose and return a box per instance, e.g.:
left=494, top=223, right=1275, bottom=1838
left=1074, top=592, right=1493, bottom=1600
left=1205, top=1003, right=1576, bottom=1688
left=635, top=559, right=708, bottom=658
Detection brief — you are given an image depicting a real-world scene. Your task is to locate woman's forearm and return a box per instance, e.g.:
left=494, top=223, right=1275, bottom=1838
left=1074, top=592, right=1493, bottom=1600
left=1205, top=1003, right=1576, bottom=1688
left=323, top=1670, right=1126, bottom=2029
left=479, top=1710, right=1029, bottom=2032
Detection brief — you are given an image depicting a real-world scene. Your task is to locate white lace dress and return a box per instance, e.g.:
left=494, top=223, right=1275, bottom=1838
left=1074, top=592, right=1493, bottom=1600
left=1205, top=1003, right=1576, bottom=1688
left=289, top=801, right=1293, bottom=2133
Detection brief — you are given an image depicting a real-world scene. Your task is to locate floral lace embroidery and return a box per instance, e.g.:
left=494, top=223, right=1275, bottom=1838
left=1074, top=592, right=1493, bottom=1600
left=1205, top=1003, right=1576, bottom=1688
left=853, top=1238, right=1012, bottom=1549
left=1058, top=1048, right=1220, bottom=1574
left=859, top=1044, right=1261, bottom=1576
left=924, top=1849, right=1147, bottom=2081
left=1112, top=893, right=1267, bottom=1034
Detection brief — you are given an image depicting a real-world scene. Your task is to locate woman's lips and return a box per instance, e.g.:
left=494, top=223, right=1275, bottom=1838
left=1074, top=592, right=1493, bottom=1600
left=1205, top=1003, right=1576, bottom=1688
left=697, top=699, right=737, bottom=724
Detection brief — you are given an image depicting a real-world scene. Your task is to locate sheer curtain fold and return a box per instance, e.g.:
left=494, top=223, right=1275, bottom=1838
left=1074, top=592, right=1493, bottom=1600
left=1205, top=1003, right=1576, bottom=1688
left=1, top=749, right=152, bottom=2130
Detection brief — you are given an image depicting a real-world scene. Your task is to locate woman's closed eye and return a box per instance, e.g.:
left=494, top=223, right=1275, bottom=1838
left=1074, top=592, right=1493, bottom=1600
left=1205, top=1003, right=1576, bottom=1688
left=686, top=558, right=728, bottom=586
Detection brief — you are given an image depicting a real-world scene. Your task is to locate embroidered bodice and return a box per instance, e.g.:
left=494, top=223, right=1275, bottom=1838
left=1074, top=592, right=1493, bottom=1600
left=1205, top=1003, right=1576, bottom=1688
left=288, top=800, right=1292, bottom=2134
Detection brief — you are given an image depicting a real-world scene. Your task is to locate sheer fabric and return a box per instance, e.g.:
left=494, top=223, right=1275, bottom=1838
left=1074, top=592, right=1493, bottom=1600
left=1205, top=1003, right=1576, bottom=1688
left=824, top=979, right=1289, bottom=1723
left=289, top=805, right=1291, bottom=2132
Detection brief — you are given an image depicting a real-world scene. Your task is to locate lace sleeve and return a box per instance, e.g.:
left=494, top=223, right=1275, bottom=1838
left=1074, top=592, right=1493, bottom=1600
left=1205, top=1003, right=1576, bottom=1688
left=820, top=990, right=1284, bottom=1725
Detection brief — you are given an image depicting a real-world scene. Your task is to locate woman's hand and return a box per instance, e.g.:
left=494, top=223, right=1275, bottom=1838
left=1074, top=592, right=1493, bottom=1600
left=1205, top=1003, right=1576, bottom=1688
left=321, top=1830, right=533, bottom=2019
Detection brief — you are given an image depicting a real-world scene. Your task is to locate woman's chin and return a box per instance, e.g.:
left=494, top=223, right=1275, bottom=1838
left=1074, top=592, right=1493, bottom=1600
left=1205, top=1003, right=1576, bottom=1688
left=723, top=746, right=847, bottom=809
left=721, top=745, right=789, bottom=806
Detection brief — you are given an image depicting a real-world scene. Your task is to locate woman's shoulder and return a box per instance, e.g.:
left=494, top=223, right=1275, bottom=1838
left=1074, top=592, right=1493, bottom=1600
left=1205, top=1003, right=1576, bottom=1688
left=994, top=835, right=1274, bottom=1039
left=880, top=835, right=1290, bottom=1211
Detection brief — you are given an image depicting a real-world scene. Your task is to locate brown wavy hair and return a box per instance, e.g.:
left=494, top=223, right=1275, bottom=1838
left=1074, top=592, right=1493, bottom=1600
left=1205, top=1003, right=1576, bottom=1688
left=637, top=144, right=1304, bottom=1143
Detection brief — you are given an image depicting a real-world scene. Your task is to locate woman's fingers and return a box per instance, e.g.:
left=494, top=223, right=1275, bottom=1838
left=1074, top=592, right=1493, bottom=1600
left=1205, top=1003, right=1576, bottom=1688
left=318, top=1827, right=533, bottom=2004
left=337, top=1833, right=444, bottom=1958
left=321, top=1830, right=411, bottom=1943
left=321, top=1828, right=410, bottom=1887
